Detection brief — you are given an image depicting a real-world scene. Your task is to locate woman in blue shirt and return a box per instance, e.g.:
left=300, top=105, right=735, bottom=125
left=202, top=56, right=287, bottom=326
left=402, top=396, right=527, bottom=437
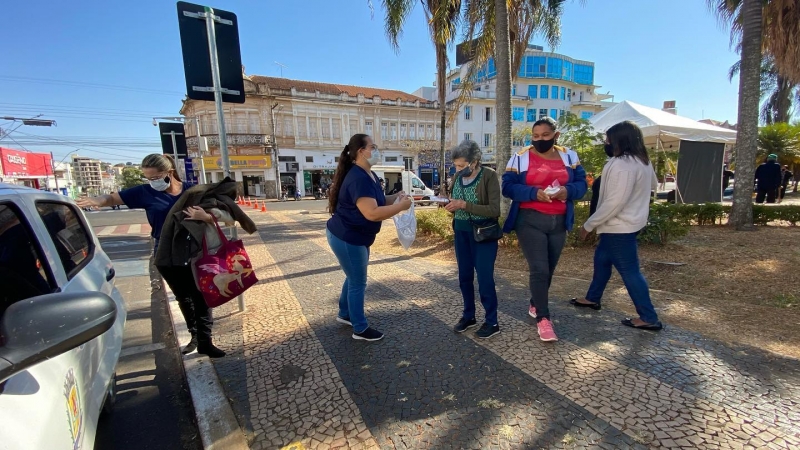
left=327, top=134, right=412, bottom=341
left=76, top=154, right=224, bottom=357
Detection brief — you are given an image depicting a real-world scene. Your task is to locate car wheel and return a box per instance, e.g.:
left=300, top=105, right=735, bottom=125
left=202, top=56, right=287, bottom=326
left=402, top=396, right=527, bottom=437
left=101, top=372, right=117, bottom=416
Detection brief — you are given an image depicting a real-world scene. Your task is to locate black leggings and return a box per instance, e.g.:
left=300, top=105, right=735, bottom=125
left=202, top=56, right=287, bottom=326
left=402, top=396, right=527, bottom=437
left=157, top=265, right=213, bottom=343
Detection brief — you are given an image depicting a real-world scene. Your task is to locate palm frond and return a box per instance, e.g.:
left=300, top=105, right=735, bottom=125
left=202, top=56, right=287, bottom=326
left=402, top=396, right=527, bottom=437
left=382, top=0, right=416, bottom=53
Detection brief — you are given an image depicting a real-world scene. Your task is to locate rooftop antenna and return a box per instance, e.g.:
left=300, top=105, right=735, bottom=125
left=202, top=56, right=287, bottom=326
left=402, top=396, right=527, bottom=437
left=274, top=61, right=287, bottom=78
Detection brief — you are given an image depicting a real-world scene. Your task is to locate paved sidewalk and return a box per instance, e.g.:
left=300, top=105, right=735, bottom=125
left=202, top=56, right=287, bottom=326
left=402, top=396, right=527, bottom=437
left=210, top=211, right=800, bottom=450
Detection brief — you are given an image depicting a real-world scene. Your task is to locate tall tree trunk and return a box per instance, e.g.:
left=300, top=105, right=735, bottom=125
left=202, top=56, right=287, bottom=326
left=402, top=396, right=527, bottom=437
left=729, top=0, right=763, bottom=230
left=494, top=0, right=512, bottom=218
left=774, top=76, right=793, bottom=124
left=436, top=42, right=449, bottom=197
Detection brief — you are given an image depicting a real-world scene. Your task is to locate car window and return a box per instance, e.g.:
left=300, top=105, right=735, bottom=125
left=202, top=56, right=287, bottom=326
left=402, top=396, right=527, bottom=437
left=412, top=178, right=424, bottom=189
left=35, top=202, right=93, bottom=279
left=0, top=203, right=54, bottom=316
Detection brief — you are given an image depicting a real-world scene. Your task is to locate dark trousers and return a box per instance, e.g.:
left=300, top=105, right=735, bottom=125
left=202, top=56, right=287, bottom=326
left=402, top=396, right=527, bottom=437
left=157, top=265, right=213, bottom=343
left=454, top=229, right=499, bottom=326
left=756, top=188, right=777, bottom=204
left=585, top=233, right=659, bottom=324
left=515, top=209, right=566, bottom=321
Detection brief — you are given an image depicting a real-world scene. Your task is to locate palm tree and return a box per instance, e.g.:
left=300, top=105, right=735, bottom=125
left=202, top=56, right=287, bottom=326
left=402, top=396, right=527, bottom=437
left=710, top=0, right=762, bottom=229
left=375, top=0, right=462, bottom=196
left=729, top=56, right=799, bottom=124
left=461, top=0, right=568, bottom=216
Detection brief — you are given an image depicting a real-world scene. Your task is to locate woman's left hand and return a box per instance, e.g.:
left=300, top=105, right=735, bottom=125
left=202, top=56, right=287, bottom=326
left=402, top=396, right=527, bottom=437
left=445, top=199, right=467, bottom=212
left=551, top=186, right=568, bottom=201
left=184, top=206, right=213, bottom=223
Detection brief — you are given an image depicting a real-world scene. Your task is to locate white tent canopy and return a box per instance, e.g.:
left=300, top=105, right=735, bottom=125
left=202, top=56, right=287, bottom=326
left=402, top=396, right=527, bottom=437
left=589, top=100, right=737, bottom=147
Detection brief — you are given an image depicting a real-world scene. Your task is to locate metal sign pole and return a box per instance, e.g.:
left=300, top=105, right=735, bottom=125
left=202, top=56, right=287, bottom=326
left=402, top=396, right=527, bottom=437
left=204, top=6, right=244, bottom=312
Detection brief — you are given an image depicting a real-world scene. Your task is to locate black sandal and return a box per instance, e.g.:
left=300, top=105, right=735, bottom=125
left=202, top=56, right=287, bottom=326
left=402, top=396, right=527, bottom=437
left=621, top=318, right=663, bottom=331
left=570, top=298, right=601, bottom=311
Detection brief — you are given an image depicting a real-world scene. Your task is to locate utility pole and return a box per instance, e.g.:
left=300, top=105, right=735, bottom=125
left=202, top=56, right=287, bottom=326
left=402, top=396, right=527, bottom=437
left=269, top=102, right=283, bottom=199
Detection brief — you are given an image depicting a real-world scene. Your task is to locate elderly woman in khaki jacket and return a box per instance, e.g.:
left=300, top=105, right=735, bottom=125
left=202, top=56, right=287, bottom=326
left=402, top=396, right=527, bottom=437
left=443, top=140, right=502, bottom=339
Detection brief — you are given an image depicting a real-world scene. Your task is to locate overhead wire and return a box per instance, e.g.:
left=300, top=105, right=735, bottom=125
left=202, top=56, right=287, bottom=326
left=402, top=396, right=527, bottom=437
left=0, top=75, right=185, bottom=96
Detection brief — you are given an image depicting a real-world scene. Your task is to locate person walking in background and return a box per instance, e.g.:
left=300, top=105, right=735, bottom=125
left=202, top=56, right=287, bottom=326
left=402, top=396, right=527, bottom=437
left=501, top=117, right=588, bottom=342
left=572, top=121, right=663, bottom=331
left=445, top=140, right=502, bottom=339
left=754, top=154, right=782, bottom=204
left=326, top=134, right=412, bottom=342
left=722, top=164, right=734, bottom=194
left=779, top=165, right=793, bottom=202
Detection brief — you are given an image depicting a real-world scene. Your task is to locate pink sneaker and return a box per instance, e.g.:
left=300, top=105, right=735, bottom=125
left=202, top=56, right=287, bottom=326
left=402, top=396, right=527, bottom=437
left=528, top=305, right=537, bottom=318
left=537, top=318, right=558, bottom=342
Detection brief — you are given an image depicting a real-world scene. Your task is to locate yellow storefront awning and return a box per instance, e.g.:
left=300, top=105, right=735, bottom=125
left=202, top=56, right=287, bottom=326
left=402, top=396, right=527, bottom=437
left=200, top=155, right=272, bottom=170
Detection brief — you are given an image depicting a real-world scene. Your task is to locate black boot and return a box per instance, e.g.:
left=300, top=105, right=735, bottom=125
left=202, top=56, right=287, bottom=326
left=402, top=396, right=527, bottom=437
left=197, top=342, right=226, bottom=358
left=181, top=335, right=198, bottom=355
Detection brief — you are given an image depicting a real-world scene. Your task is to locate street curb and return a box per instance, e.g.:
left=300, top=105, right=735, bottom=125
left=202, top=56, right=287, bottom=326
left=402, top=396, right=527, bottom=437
left=164, top=283, right=249, bottom=450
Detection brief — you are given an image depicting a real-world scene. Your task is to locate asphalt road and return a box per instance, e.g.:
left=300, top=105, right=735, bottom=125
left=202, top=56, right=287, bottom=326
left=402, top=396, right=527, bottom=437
left=94, top=234, right=201, bottom=449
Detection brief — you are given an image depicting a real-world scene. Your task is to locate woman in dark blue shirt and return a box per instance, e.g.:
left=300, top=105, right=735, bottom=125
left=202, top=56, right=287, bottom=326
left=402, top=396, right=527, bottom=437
left=327, top=134, right=412, bottom=341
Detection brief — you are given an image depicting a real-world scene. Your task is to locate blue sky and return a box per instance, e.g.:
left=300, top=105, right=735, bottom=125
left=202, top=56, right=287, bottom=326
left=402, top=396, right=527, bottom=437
left=0, top=0, right=742, bottom=164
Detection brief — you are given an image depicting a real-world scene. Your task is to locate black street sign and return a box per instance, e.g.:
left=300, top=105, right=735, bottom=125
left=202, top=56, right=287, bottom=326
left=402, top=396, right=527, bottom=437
left=159, top=122, right=188, bottom=158
left=177, top=2, right=245, bottom=104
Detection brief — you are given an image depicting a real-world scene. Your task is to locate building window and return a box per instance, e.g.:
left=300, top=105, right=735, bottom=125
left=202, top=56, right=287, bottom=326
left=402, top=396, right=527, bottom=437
left=306, top=156, right=314, bottom=163
left=528, top=85, right=537, bottom=99
left=278, top=156, right=296, bottom=162
left=485, top=107, right=492, bottom=122
left=297, top=119, right=307, bottom=138
left=551, top=86, right=559, bottom=100
left=563, top=60, right=573, bottom=81
left=283, top=118, right=293, bottom=137
left=484, top=133, right=492, bottom=147
left=332, top=119, right=341, bottom=138
left=464, top=133, right=473, bottom=142
left=547, top=57, right=562, bottom=79
left=512, top=107, right=525, bottom=122
left=464, top=106, right=472, bottom=120
left=550, top=109, right=558, bottom=120
left=560, top=109, right=566, bottom=118
left=427, top=124, right=433, bottom=139
left=410, top=124, right=416, bottom=139
left=527, top=108, right=536, bottom=122
left=385, top=156, right=398, bottom=162
left=400, top=123, right=407, bottom=139
left=36, top=202, right=92, bottom=279
left=365, top=120, right=373, bottom=135
left=309, top=120, right=318, bottom=138
left=540, top=85, right=548, bottom=99
left=567, top=88, right=572, bottom=101
left=574, top=64, right=594, bottom=85
left=539, top=109, right=548, bottom=120
left=321, top=121, right=331, bottom=139
left=381, top=123, right=388, bottom=140
left=390, top=123, right=397, bottom=140
left=560, top=87, right=566, bottom=101
left=335, top=157, right=340, bottom=163
left=512, top=84, right=517, bottom=96
left=581, top=111, right=594, bottom=120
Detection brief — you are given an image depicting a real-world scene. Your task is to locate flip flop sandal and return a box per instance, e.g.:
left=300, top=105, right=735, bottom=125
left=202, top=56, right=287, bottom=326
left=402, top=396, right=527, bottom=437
left=621, top=318, right=663, bottom=331
left=570, top=298, right=601, bottom=311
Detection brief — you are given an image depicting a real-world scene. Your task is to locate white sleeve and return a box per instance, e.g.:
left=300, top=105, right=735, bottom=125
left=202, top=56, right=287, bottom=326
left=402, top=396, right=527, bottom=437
left=583, top=167, right=636, bottom=232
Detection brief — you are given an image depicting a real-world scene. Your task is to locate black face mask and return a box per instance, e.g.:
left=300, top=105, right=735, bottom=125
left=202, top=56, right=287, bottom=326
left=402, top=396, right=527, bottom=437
left=604, top=143, right=615, bottom=158
left=456, top=166, right=473, bottom=178
left=532, top=138, right=555, bottom=153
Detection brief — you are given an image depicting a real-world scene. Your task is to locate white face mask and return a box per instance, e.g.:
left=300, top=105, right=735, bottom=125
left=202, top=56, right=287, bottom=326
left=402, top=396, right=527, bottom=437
left=149, top=176, right=170, bottom=191
left=366, top=150, right=381, bottom=167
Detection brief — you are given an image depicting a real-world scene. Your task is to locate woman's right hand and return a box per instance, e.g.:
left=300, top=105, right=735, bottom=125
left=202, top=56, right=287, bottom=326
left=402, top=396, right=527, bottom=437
left=536, top=189, right=552, bottom=203
left=76, top=197, right=103, bottom=209
left=398, top=194, right=413, bottom=211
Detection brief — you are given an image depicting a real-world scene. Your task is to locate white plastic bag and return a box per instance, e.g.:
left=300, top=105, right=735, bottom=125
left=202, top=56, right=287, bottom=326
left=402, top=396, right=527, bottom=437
left=392, top=198, right=417, bottom=250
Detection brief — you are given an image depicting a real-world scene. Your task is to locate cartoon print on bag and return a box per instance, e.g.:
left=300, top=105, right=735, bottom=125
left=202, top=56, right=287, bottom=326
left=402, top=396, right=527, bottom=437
left=64, top=368, right=84, bottom=450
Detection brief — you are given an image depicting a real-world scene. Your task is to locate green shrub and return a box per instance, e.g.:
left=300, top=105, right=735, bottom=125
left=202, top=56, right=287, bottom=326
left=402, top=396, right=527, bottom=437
left=416, top=208, right=454, bottom=242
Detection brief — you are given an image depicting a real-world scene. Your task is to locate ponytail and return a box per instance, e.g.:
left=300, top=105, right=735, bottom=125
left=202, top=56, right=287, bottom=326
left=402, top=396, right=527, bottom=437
left=327, top=134, right=369, bottom=214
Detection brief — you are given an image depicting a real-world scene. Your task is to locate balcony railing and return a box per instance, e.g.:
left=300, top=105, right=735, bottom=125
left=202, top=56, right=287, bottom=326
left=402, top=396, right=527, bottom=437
left=186, top=134, right=271, bottom=148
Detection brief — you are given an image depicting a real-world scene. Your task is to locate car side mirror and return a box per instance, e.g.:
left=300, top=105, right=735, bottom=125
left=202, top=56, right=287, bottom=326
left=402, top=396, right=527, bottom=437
left=0, top=292, right=117, bottom=383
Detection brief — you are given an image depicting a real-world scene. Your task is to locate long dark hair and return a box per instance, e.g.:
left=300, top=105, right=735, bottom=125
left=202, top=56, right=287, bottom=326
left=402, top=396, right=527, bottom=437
left=327, top=134, right=370, bottom=214
left=606, top=121, right=650, bottom=166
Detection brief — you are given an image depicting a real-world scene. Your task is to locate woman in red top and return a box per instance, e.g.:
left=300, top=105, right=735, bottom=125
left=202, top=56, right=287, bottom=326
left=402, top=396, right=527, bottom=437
left=503, top=117, right=587, bottom=342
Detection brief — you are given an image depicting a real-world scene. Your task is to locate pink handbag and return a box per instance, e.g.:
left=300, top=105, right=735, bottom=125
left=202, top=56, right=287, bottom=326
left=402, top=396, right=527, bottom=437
left=191, top=218, right=258, bottom=308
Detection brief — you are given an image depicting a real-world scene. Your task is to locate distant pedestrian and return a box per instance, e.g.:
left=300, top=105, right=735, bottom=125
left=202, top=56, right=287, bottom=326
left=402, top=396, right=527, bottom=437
left=722, top=164, right=734, bottom=193
left=326, top=134, right=412, bottom=341
left=779, top=165, right=793, bottom=202
left=572, top=121, right=663, bottom=331
left=754, top=154, right=782, bottom=204
left=501, top=117, right=588, bottom=342
left=446, top=140, right=502, bottom=339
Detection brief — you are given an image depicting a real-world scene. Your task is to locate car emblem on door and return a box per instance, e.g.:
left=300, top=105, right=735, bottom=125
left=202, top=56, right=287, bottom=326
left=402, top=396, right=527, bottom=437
left=64, top=368, right=84, bottom=450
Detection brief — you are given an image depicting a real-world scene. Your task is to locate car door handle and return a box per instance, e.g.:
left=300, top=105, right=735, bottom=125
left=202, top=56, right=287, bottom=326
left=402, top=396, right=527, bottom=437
left=106, top=267, right=116, bottom=281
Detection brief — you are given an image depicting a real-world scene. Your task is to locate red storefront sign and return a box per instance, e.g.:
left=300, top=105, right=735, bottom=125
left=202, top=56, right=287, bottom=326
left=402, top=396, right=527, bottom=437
left=0, top=147, right=53, bottom=177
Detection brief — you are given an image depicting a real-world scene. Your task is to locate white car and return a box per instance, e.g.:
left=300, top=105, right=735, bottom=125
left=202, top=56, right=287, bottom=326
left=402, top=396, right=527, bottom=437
left=0, top=184, right=126, bottom=450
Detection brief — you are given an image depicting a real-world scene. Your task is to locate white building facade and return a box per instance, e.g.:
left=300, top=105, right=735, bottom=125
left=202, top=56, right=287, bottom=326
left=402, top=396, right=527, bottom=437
left=444, top=44, right=614, bottom=165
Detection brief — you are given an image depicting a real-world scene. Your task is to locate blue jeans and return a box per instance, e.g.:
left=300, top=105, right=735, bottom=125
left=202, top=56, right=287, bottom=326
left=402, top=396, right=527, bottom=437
left=454, top=229, right=499, bottom=326
left=326, top=229, right=370, bottom=333
left=586, top=233, right=659, bottom=324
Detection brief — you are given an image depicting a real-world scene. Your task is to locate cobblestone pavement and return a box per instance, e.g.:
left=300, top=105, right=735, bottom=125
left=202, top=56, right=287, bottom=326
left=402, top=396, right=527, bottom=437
left=210, top=211, right=800, bottom=450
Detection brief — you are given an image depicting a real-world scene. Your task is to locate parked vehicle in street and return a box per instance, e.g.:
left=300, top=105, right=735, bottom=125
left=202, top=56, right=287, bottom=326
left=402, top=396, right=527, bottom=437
left=371, top=165, right=436, bottom=205
left=0, top=184, right=127, bottom=450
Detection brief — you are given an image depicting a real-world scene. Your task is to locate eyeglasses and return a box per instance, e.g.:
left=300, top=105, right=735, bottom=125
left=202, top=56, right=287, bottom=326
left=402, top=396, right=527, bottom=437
left=143, top=173, right=168, bottom=182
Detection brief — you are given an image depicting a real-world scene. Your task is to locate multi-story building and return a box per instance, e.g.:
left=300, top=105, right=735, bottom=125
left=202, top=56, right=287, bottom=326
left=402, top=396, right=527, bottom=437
left=71, top=156, right=103, bottom=196
left=435, top=44, right=614, bottom=165
left=180, top=74, right=454, bottom=197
